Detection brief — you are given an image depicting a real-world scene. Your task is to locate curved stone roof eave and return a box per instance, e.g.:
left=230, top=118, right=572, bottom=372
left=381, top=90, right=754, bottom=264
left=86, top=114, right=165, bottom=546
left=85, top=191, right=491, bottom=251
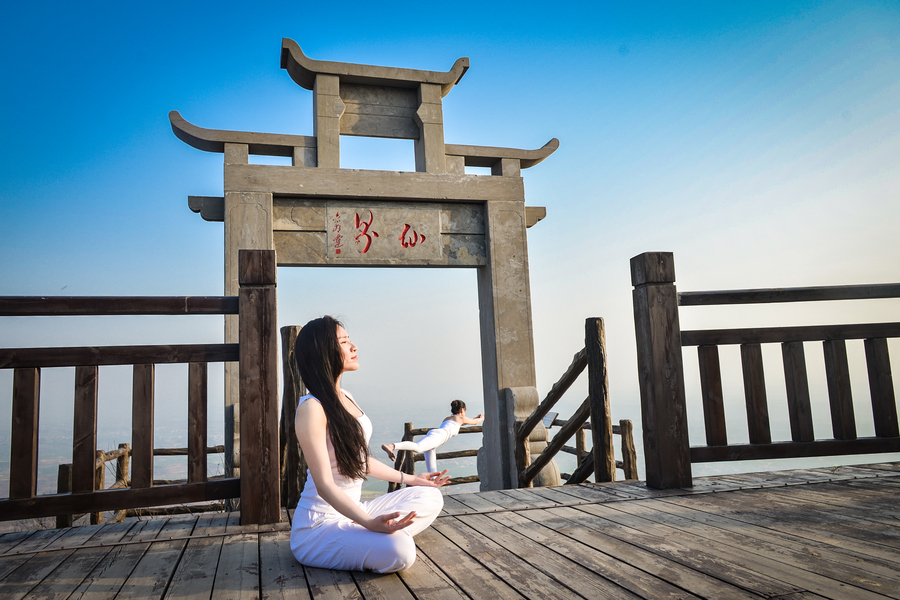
left=280, top=38, right=469, bottom=97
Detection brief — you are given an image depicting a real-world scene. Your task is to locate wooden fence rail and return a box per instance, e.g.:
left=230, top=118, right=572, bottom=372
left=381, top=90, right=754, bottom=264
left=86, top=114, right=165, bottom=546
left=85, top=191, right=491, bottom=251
left=631, top=251, right=900, bottom=489
left=515, top=317, right=637, bottom=488
left=0, top=249, right=280, bottom=525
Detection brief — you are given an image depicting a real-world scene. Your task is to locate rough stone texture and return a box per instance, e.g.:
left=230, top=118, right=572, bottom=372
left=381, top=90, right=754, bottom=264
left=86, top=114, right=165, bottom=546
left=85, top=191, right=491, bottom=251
left=224, top=191, right=274, bottom=480
left=314, top=75, right=343, bottom=168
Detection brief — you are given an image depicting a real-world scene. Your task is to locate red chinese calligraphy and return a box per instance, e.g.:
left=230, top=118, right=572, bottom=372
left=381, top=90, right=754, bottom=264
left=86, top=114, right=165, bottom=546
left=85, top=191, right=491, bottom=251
left=354, top=210, right=379, bottom=254
left=331, top=212, right=343, bottom=254
left=398, top=224, right=426, bottom=248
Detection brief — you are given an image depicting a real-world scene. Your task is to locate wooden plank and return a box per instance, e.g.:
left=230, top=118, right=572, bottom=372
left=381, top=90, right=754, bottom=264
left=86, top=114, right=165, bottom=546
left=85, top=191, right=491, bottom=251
left=516, top=485, right=588, bottom=505
left=678, top=283, right=900, bottom=305
left=303, top=566, right=362, bottom=600
left=438, top=495, right=476, bottom=515
left=444, top=492, right=504, bottom=513
left=9, top=368, right=40, bottom=499
left=20, top=521, right=135, bottom=600
left=782, top=342, right=815, bottom=442
left=239, top=249, right=280, bottom=525
left=492, top=509, right=702, bottom=599
left=586, top=317, right=615, bottom=482
left=73, top=366, right=99, bottom=494
left=162, top=512, right=228, bottom=600
left=740, top=343, right=771, bottom=444
left=395, top=548, right=468, bottom=600
left=652, top=494, right=900, bottom=586
left=259, top=529, right=310, bottom=600
left=494, top=488, right=561, bottom=509
left=530, top=505, right=762, bottom=599
left=468, top=490, right=530, bottom=510
left=213, top=532, right=260, bottom=598
left=697, top=346, right=727, bottom=446
left=0, top=343, right=239, bottom=369
left=0, top=548, right=77, bottom=600
left=682, top=322, right=900, bottom=346
left=67, top=518, right=169, bottom=600
left=352, top=570, right=416, bottom=600
left=132, top=363, right=155, bottom=489
left=662, top=490, right=900, bottom=563
left=187, top=362, right=208, bottom=484
left=0, top=479, right=240, bottom=521
left=115, top=515, right=198, bottom=600
left=0, top=296, right=238, bottom=316
left=613, top=498, right=900, bottom=598
left=414, top=527, right=522, bottom=600
left=454, top=512, right=643, bottom=599
left=823, top=340, right=857, bottom=440
left=864, top=338, right=899, bottom=437
left=577, top=502, right=812, bottom=598
left=431, top=517, right=598, bottom=600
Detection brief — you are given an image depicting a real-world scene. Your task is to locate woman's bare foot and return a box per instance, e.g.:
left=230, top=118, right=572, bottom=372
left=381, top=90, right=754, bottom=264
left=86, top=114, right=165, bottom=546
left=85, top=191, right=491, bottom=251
left=382, top=444, right=396, bottom=461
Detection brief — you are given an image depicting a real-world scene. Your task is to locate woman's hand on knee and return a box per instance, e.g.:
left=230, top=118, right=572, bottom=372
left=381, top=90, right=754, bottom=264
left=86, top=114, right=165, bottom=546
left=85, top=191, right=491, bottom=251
left=408, top=470, right=450, bottom=487
left=366, top=510, right=417, bottom=533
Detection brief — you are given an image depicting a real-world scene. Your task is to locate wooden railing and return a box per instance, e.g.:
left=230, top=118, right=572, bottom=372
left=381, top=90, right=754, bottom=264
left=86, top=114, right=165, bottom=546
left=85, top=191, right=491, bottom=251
left=386, top=422, right=482, bottom=493
left=515, top=318, right=638, bottom=487
left=54, top=443, right=227, bottom=527
left=631, top=251, right=900, bottom=489
left=0, top=249, right=280, bottom=525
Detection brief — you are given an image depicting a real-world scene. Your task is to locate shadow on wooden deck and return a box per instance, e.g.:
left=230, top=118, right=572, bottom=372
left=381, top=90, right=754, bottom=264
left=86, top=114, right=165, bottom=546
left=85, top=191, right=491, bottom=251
left=2, top=462, right=899, bottom=599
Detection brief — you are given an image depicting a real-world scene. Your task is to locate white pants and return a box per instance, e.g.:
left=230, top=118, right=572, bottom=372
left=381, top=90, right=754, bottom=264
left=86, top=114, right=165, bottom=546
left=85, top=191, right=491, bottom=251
left=290, top=486, right=443, bottom=572
left=393, top=427, right=451, bottom=473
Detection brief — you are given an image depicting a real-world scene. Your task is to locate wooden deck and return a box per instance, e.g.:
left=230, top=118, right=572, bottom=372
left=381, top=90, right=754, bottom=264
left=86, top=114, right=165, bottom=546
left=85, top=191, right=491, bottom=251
left=2, top=462, right=899, bottom=599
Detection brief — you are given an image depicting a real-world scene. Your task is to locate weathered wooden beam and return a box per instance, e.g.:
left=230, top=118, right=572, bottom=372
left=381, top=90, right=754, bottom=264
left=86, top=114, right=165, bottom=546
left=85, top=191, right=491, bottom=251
left=865, top=338, right=899, bottom=438
left=682, top=322, right=900, bottom=346
left=516, top=348, right=586, bottom=445
left=782, top=341, right=815, bottom=442
left=824, top=340, right=857, bottom=441
left=131, top=364, right=155, bottom=489
left=10, top=368, right=40, bottom=499
left=73, top=366, right=99, bottom=494
left=0, top=296, right=238, bottom=316
left=239, top=249, right=281, bottom=525
left=188, top=362, right=208, bottom=484
left=0, top=343, right=239, bottom=369
left=698, top=346, right=727, bottom=446
left=631, top=252, right=692, bottom=489
left=520, top=397, right=590, bottom=487
left=741, top=344, right=771, bottom=445
left=586, top=317, right=615, bottom=483
left=0, top=479, right=241, bottom=521
left=679, top=282, right=900, bottom=305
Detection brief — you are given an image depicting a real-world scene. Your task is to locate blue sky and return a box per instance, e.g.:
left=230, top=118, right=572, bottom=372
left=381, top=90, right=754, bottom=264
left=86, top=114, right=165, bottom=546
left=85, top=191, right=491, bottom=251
left=2, top=1, right=899, bottom=486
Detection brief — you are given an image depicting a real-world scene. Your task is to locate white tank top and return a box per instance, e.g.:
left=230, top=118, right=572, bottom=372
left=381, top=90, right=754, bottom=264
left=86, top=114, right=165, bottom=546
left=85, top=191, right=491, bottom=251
left=439, top=418, right=462, bottom=437
left=294, top=393, right=372, bottom=516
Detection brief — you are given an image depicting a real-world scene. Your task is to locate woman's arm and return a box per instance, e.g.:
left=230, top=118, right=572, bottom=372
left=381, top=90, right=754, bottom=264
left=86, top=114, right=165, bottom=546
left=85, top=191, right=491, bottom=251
left=462, top=413, right=485, bottom=425
left=294, top=400, right=413, bottom=533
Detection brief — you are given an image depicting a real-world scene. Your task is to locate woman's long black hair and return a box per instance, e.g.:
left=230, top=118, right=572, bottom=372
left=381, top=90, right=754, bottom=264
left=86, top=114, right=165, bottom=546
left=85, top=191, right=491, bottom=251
left=294, top=316, right=369, bottom=480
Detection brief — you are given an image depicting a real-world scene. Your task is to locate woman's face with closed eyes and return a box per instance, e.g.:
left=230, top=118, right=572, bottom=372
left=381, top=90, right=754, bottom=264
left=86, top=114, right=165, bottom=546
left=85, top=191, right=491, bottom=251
left=336, top=325, right=358, bottom=374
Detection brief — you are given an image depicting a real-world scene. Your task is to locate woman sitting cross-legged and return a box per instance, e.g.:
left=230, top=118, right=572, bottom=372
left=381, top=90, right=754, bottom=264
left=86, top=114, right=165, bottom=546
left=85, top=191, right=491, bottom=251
left=290, top=316, right=449, bottom=573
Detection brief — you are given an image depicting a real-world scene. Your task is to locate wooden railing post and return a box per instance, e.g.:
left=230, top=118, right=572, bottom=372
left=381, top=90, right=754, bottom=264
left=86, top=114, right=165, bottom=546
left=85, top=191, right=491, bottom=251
left=239, top=249, right=280, bottom=524
left=92, top=450, right=105, bottom=525
left=10, top=368, right=40, bottom=500
left=280, top=325, right=307, bottom=507
left=631, top=252, right=692, bottom=489
left=586, top=318, right=615, bottom=483
left=56, top=464, right=73, bottom=528
left=619, top=419, right=638, bottom=480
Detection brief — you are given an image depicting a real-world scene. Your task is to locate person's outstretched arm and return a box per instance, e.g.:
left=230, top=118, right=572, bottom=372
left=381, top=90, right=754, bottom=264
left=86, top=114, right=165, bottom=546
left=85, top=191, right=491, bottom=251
left=462, top=413, right=485, bottom=425
left=295, top=400, right=416, bottom=533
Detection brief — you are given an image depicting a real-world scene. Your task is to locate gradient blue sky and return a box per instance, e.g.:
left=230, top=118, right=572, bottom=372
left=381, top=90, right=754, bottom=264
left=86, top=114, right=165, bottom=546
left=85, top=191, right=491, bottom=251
left=2, top=1, right=899, bottom=485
